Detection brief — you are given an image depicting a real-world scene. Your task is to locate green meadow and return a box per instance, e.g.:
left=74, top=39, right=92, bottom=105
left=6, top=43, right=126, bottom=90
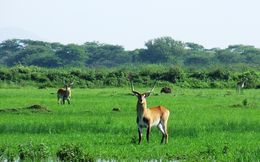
left=0, top=87, right=259, bottom=161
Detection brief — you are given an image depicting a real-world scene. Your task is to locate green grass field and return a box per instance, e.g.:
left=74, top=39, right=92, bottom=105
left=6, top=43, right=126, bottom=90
left=0, top=87, right=259, bottom=161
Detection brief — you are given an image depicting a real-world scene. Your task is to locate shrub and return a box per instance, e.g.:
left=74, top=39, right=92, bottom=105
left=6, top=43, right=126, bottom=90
left=185, top=78, right=210, bottom=88
left=210, top=81, right=230, bottom=88
left=0, top=66, right=259, bottom=89
left=18, top=141, right=50, bottom=161
left=2, top=146, right=17, bottom=162
left=0, top=145, right=5, bottom=161
left=189, top=71, right=207, bottom=80
left=162, top=66, right=184, bottom=83
left=208, top=69, right=230, bottom=80
left=56, top=144, right=93, bottom=162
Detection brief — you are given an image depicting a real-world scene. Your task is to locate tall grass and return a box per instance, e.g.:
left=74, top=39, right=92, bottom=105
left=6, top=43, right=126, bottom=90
left=0, top=87, right=259, bottom=160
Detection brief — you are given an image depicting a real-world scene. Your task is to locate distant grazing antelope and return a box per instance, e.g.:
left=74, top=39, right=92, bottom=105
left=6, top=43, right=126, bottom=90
left=236, top=78, right=248, bottom=94
left=131, top=81, right=170, bottom=144
left=57, top=82, right=73, bottom=104
left=160, top=87, right=172, bottom=94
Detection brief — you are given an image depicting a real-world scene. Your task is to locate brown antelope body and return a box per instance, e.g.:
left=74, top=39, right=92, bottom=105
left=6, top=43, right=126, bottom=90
left=131, top=82, right=170, bottom=144
left=57, top=82, right=73, bottom=104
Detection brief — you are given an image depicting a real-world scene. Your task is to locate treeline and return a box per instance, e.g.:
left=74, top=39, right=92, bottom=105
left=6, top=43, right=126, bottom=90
left=0, top=65, right=259, bottom=89
left=0, top=37, right=260, bottom=69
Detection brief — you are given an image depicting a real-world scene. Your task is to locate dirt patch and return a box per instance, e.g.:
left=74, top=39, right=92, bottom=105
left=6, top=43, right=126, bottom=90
left=0, top=108, right=19, bottom=112
left=25, top=104, right=51, bottom=112
left=230, top=104, right=243, bottom=108
left=0, top=104, right=51, bottom=113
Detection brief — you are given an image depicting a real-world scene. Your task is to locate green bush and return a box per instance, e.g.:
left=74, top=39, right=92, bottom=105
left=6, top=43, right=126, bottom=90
left=184, top=78, right=210, bottom=88
left=208, top=69, right=230, bottom=80
left=0, top=145, right=17, bottom=162
left=18, top=141, right=50, bottom=161
left=0, top=66, right=259, bottom=88
left=56, top=144, right=93, bottom=161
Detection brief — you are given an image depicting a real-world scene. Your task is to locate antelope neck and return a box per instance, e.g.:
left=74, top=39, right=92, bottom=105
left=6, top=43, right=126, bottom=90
left=136, top=101, right=147, bottom=115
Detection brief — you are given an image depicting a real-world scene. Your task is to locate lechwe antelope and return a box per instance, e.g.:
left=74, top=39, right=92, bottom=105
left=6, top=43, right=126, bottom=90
left=57, top=82, right=73, bottom=104
left=236, top=78, right=248, bottom=94
left=131, top=81, right=170, bottom=144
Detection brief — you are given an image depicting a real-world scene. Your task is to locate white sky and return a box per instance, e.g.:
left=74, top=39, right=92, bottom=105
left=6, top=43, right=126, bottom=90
left=0, top=0, right=260, bottom=50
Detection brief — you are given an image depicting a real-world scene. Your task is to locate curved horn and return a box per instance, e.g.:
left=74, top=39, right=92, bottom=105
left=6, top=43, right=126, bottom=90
left=131, top=81, right=134, bottom=92
left=149, top=80, right=157, bottom=93
left=130, top=81, right=139, bottom=95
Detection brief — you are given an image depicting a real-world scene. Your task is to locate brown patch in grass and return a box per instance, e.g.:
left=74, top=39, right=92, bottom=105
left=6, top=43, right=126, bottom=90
left=230, top=104, right=243, bottom=108
left=0, top=104, right=51, bottom=113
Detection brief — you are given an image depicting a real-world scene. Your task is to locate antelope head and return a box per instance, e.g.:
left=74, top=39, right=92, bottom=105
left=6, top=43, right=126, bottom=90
left=131, top=81, right=156, bottom=104
left=64, top=82, right=74, bottom=90
left=63, top=80, right=73, bottom=89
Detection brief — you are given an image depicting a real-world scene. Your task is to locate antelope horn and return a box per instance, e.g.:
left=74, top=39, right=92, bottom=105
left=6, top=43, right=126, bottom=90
left=130, top=81, right=139, bottom=94
left=131, top=81, right=134, bottom=92
left=149, top=80, right=157, bottom=93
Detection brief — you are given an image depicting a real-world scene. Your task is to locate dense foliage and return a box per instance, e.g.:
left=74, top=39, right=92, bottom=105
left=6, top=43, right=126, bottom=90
left=0, top=65, right=259, bottom=89
left=1, top=37, right=260, bottom=69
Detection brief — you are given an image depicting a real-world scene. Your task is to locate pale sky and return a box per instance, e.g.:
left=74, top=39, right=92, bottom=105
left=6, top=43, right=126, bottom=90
left=0, top=0, right=260, bottom=50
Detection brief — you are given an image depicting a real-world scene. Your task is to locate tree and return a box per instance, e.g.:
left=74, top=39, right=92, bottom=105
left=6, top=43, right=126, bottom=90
left=140, top=37, right=185, bottom=63
left=184, top=56, right=210, bottom=66
left=0, top=39, right=23, bottom=65
left=56, top=44, right=87, bottom=67
left=227, top=45, right=260, bottom=64
left=84, top=42, right=129, bottom=67
left=185, top=42, right=205, bottom=51
left=216, top=50, right=241, bottom=64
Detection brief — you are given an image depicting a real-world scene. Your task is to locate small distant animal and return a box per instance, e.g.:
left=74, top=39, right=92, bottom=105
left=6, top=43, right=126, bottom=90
left=131, top=80, right=170, bottom=144
left=160, top=87, right=172, bottom=93
left=57, top=82, right=73, bottom=104
left=236, top=78, right=248, bottom=94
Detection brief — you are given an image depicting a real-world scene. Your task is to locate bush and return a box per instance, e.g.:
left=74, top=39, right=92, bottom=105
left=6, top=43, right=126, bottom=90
left=208, top=69, right=230, bottom=80
left=237, top=71, right=259, bottom=88
left=18, top=141, right=50, bottom=161
left=56, top=144, right=93, bottom=162
left=0, top=66, right=259, bottom=89
left=162, top=66, right=184, bottom=83
left=210, top=81, right=230, bottom=88
left=0, top=145, right=5, bottom=161
left=0, top=145, right=17, bottom=162
left=182, top=78, right=210, bottom=88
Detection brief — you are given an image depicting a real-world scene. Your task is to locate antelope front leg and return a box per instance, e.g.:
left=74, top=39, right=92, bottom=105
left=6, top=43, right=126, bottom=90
left=138, top=127, right=142, bottom=144
left=146, top=125, right=151, bottom=143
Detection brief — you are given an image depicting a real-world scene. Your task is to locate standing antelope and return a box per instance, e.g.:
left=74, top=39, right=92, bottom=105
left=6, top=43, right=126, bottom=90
left=57, top=82, right=73, bottom=104
left=131, top=81, right=170, bottom=144
left=236, top=78, right=248, bottom=94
